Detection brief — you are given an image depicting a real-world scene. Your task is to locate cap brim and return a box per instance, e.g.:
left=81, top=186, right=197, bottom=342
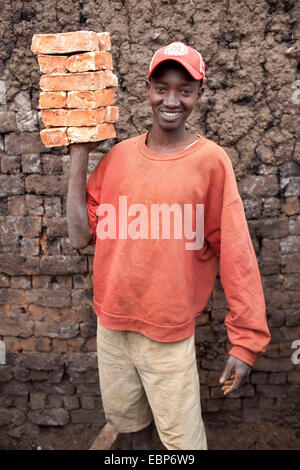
left=148, top=57, right=202, bottom=81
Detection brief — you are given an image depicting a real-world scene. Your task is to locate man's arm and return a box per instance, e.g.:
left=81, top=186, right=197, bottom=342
left=66, top=142, right=100, bottom=249
left=216, top=196, right=271, bottom=395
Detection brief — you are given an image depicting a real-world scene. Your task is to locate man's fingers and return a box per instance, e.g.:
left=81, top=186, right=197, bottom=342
left=219, top=361, right=233, bottom=384
left=88, top=141, right=102, bottom=151
left=224, top=380, right=233, bottom=385
left=221, top=381, right=237, bottom=395
left=221, top=385, right=232, bottom=394
left=222, top=372, right=243, bottom=395
left=69, top=141, right=101, bottom=153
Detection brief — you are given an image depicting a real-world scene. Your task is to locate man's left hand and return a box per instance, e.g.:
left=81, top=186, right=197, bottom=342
left=219, top=356, right=251, bottom=395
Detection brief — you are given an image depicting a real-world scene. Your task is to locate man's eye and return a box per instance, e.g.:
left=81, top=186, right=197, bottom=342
left=156, top=87, right=166, bottom=92
left=182, top=89, right=192, bottom=95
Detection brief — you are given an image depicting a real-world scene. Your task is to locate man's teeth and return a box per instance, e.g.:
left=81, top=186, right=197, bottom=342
left=162, top=111, right=181, bottom=117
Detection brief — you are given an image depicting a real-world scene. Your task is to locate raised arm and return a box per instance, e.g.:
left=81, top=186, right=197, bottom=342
left=66, top=142, right=100, bottom=249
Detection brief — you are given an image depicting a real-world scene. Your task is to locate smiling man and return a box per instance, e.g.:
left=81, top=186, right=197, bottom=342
left=145, top=43, right=204, bottom=153
left=66, top=42, right=271, bottom=450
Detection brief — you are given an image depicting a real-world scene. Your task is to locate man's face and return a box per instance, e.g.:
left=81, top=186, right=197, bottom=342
left=146, top=61, right=204, bottom=132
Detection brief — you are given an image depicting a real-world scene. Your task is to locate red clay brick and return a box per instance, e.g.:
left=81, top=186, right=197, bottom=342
left=66, top=51, right=113, bottom=73
left=40, top=127, right=69, bottom=147
left=67, top=88, right=115, bottom=109
left=40, top=70, right=118, bottom=92
left=97, top=32, right=111, bottom=51
left=39, top=92, right=67, bottom=109
left=41, top=108, right=106, bottom=127
left=31, top=31, right=99, bottom=55
left=67, top=123, right=116, bottom=143
left=104, top=106, right=119, bottom=123
left=38, top=55, right=68, bottom=74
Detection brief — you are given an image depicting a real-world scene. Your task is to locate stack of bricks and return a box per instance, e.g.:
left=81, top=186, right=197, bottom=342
left=31, top=31, right=119, bottom=147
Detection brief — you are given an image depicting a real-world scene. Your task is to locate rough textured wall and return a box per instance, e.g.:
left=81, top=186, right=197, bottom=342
left=0, top=0, right=299, bottom=447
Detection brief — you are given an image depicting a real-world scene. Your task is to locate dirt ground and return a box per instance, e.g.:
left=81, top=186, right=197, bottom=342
left=0, top=421, right=299, bottom=450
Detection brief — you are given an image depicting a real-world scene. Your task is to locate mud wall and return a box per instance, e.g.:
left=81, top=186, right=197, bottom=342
left=0, top=0, right=299, bottom=446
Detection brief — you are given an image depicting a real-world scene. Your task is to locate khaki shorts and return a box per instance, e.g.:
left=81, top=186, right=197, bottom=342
left=96, top=321, right=207, bottom=450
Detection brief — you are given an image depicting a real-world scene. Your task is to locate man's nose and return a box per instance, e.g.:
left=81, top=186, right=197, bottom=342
left=163, top=91, right=180, bottom=108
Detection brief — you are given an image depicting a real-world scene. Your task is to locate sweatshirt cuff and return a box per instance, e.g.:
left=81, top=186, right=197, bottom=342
left=229, top=346, right=258, bottom=367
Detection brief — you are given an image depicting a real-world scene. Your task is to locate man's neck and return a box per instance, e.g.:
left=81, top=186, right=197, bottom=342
left=146, top=125, right=195, bottom=153
left=149, top=123, right=187, bottom=144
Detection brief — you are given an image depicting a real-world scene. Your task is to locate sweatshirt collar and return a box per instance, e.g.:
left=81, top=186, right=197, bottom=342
left=137, top=130, right=207, bottom=161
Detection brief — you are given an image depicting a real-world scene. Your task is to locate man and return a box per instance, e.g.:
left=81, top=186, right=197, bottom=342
left=66, top=42, right=271, bottom=450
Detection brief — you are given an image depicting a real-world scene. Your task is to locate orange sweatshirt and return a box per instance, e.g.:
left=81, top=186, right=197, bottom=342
left=86, top=131, right=271, bottom=366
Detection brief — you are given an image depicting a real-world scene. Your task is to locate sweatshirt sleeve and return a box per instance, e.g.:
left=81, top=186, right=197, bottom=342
left=219, top=195, right=271, bottom=366
left=86, top=184, right=98, bottom=246
left=86, top=154, right=109, bottom=246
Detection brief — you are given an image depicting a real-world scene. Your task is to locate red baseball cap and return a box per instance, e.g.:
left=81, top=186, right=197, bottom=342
left=148, top=42, right=205, bottom=85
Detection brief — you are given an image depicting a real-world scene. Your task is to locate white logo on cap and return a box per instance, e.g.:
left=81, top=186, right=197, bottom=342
left=164, top=42, right=188, bottom=56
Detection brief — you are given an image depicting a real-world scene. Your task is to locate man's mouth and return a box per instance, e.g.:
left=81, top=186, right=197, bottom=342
left=160, top=110, right=183, bottom=120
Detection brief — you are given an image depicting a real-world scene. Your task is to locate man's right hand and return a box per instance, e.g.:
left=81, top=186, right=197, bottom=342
left=69, top=141, right=102, bottom=154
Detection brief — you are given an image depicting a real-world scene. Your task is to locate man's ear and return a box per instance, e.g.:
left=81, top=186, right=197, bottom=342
left=197, top=86, right=204, bottom=103
left=146, top=79, right=151, bottom=90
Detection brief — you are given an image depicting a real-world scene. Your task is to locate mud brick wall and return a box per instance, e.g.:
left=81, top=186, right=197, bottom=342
left=0, top=0, right=299, bottom=443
